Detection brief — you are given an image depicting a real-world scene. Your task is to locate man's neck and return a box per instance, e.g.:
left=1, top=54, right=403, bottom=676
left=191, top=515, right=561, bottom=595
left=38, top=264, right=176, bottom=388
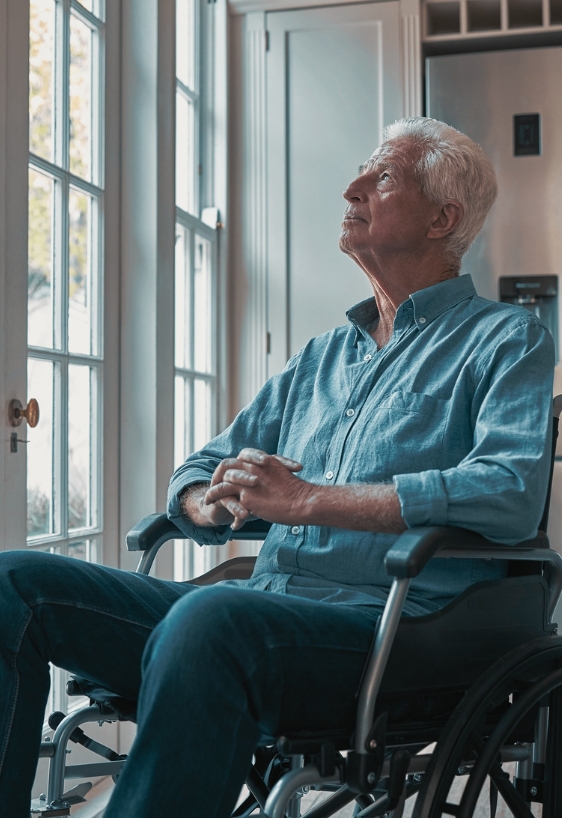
left=364, top=256, right=459, bottom=348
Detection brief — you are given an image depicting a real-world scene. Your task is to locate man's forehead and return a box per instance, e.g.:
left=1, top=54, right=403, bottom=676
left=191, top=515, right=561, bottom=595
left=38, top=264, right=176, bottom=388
left=358, top=139, right=419, bottom=175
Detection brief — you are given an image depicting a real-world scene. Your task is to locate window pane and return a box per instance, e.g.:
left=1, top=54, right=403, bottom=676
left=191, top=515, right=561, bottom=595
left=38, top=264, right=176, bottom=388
left=29, top=0, right=55, bottom=161
left=176, top=0, right=196, bottom=89
left=79, top=0, right=94, bottom=12
left=176, top=91, right=196, bottom=214
left=27, top=358, right=57, bottom=538
left=68, top=188, right=93, bottom=354
left=68, top=364, right=97, bottom=530
left=28, top=169, right=55, bottom=349
left=175, top=375, right=192, bottom=467
left=193, top=236, right=212, bottom=373
left=175, top=225, right=191, bottom=369
left=69, top=14, right=93, bottom=180
left=193, top=379, right=211, bottom=452
left=68, top=538, right=100, bottom=563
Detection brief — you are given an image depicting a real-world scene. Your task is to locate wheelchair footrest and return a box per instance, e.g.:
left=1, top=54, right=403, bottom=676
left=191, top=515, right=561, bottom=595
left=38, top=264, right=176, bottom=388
left=31, top=782, right=93, bottom=815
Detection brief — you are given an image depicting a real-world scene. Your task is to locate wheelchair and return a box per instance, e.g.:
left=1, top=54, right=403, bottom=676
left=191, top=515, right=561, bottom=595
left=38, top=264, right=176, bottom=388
left=33, top=399, right=562, bottom=818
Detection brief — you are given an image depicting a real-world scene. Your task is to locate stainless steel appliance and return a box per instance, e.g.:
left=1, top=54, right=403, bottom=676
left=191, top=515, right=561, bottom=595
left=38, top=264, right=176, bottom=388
left=427, top=47, right=562, bottom=386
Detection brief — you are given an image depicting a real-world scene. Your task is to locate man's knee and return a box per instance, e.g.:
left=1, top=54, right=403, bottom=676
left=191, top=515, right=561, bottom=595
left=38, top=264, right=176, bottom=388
left=0, top=549, right=53, bottom=592
left=143, top=586, right=271, bottom=676
left=0, top=549, right=69, bottom=596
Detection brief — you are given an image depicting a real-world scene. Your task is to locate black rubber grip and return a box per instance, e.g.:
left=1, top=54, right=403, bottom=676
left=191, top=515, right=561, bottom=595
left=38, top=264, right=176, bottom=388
left=126, top=513, right=272, bottom=551
left=384, top=526, right=493, bottom=579
left=126, top=513, right=183, bottom=552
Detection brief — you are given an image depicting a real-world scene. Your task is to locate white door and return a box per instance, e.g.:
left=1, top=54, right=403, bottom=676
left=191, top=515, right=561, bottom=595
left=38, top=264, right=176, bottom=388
left=1, top=0, right=120, bottom=718
left=1, top=0, right=121, bottom=800
left=265, top=2, right=404, bottom=374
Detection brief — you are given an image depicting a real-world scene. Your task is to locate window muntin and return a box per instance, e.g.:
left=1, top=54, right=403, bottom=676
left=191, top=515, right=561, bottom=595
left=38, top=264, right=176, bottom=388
left=174, top=0, right=218, bottom=582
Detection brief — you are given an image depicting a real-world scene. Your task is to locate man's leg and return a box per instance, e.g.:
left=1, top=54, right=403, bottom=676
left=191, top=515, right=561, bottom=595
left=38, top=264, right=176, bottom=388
left=104, top=584, right=381, bottom=818
left=0, top=549, right=195, bottom=818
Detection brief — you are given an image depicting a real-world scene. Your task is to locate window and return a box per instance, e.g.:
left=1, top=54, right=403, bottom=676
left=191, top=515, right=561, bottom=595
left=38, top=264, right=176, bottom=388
left=174, top=0, right=219, bottom=581
left=28, top=0, right=106, bottom=715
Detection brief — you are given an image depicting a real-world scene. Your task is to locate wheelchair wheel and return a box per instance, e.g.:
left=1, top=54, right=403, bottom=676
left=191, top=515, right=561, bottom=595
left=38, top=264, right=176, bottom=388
left=413, top=635, right=562, bottom=818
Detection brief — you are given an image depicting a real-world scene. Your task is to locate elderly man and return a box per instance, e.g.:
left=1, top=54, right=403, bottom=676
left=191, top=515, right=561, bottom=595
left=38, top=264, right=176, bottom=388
left=0, top=117, right=554, bottom=817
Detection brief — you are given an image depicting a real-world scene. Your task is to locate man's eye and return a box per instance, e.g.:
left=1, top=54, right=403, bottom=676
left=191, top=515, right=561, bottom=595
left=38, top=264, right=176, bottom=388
left=380, top=172, right=391, bottom=182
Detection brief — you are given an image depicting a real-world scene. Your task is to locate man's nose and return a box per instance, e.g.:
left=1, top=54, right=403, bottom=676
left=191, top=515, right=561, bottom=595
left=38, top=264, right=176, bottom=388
left=342, top=177, right=365, bottom=202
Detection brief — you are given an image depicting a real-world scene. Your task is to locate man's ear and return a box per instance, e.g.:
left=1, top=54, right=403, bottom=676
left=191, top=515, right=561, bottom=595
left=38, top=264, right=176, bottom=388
left=427, top=200, right=464, bottom=240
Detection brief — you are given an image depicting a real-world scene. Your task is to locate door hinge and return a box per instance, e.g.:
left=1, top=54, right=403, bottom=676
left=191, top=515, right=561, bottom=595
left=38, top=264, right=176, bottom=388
left=266, top=332, right=271, bottom=354
left=264, top=30, right=270, bottom=51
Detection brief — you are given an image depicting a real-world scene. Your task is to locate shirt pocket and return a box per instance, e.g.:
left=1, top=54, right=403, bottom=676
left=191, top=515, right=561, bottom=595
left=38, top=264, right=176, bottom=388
left=378, top=390, right=450, bottom=416
left=355, top=390, right=451, bottom=479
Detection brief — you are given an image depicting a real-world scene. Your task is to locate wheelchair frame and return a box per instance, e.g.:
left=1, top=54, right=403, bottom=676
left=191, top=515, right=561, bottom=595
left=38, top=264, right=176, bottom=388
left=33, top=404, right=562, bottom=817
left=33, top=521, right=562, bottom=818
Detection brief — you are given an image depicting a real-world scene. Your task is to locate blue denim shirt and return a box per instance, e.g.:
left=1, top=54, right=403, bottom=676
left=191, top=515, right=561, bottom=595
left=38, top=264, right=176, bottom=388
left=168, top=275, right=554, bottom=615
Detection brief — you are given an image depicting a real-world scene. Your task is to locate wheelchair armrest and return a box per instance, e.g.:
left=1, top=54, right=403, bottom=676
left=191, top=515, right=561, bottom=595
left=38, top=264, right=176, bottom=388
left=384, top=526, right=549, bottom=579
left=128, top=514, right=271, bottom=575
left=127, top=513, right=183, bottom=552
left=126, top=513, right=272, bottom=551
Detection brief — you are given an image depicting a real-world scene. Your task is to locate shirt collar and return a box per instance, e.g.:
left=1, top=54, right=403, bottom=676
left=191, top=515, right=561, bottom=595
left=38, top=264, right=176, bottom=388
left=346, top=274, right=477, bottom=343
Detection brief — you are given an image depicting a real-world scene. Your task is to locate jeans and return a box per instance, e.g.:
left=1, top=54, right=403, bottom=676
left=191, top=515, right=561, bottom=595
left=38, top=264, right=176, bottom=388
left=0, top=550, right=382, bottom=817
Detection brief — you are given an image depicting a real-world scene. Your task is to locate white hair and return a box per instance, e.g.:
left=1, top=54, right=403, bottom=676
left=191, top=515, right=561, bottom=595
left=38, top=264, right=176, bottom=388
left=383, top=117, right=498, bottom=265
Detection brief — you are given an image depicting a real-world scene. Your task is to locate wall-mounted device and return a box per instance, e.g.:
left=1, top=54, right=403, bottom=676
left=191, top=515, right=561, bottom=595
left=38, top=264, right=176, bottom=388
left=513, top=113, right=541, bottom=156
left=499, top=275, right=558, bottom=361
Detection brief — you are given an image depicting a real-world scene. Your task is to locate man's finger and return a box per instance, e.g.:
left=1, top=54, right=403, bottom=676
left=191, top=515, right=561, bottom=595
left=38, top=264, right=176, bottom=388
left=237, top=448, right=268, bottom=464
left=237, top=448, right=303, bottom=472
left=210, top=458, right=244, bottom=486
left=221, top=497, right=250, bottom=529
left=273, top=454, right=303, bottom=471
left=223, top=469, right=259, bottom=485
left=204, top=482, right=240, bottom=505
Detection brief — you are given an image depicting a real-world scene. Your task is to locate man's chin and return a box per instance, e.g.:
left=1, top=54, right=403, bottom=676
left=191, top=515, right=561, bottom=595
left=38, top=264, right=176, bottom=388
left=339, top=233, right=353, bottom=255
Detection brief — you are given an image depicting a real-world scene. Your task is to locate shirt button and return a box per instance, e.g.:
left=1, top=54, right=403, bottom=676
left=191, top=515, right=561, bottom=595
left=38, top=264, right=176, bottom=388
left=419, top=316, right=427, bottom=324
left=291, top=526, right=300, bottom=535
left=346, top=408, right=355, bottom=417
left=363, top=353, right=372, bottom=362
left=326, top=471, right=334, bottom=480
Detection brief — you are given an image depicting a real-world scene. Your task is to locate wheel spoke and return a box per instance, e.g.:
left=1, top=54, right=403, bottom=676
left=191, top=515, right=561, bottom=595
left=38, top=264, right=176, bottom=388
left=459, top=668, right=562, bottom=818
left=489, top=779, right=498, bottom=818
left=488, top=760, right=534, bottom=818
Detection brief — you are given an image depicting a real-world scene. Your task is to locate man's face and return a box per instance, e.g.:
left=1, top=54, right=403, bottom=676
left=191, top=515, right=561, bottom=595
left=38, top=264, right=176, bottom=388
left=339, top=138, right=439, bottom=263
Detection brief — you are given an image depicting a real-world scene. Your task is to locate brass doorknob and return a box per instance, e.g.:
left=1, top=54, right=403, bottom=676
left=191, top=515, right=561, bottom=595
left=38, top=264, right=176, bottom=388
left=8, top=398, right=40, bottom=428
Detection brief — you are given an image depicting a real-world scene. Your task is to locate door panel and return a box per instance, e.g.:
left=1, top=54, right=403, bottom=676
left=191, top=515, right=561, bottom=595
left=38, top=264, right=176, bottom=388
left=266, top=2, right=403, bottom=372
left=1, top=0, right=29, bottom=550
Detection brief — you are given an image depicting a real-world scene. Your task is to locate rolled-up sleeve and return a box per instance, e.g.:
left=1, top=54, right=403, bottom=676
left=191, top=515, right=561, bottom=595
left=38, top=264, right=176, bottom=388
left=167, top=352, right=302, bottom=544
left=393, top=320, right=555, bottom=544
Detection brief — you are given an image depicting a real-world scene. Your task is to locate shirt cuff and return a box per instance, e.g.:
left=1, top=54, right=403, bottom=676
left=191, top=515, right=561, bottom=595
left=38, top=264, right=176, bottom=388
left=167, top=472, right=232, bottom=546
left=393, top=470, right=449, bottom=528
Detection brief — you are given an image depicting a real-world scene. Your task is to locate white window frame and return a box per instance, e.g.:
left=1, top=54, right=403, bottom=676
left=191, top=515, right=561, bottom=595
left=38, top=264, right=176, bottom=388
left=173, top=0, right=224, bottom=581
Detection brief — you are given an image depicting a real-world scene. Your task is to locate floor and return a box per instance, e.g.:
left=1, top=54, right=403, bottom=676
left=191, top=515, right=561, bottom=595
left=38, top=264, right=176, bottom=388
left=66, top=767, right=544, bottom=817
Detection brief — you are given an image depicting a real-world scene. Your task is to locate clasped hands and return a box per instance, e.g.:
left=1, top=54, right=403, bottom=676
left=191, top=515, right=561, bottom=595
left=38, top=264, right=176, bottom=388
left=203, top=449, right=311, bottom=531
